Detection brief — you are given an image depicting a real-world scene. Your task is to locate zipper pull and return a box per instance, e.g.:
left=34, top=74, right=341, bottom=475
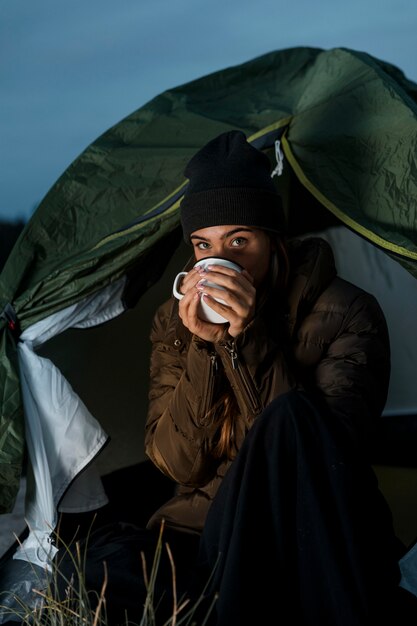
left=228, top=346, right=238, bottom=370
left=210, top=353, right=218, bottom=373
left=230, top=350, right=238, bottom=369
left=220, top=340, right=239, bottom=369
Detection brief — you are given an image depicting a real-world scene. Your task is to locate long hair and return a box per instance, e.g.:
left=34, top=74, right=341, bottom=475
left=209, top=234, right=290, bottom=460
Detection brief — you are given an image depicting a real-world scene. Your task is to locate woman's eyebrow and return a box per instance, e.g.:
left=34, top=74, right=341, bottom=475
left=190, top=234, right=209, bottom=242
left=190, top=228, right=253, bottom=243
left=223, top=228, right=253, bottom=238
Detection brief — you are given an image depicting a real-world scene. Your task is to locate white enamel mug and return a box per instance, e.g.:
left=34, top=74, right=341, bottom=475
left=172, top=257, right=243, bottom=323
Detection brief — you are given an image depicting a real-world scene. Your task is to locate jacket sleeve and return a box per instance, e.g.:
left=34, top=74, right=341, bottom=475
left=298, top=283, right=391, bottom=442
left=145, top=302, right=225, bottom=487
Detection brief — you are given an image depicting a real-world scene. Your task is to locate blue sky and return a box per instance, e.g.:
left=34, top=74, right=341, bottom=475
left=2, top=0, right=417, bottom=222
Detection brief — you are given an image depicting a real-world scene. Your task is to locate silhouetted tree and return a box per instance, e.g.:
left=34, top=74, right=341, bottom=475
left=0, top=219, right=25, bottom=271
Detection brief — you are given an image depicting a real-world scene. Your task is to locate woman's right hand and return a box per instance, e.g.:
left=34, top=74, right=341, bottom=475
left=176, top=268, right=225, bottom=343
left=177, top=266, right=256, bottom=342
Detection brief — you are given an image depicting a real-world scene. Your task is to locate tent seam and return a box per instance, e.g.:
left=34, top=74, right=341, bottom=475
left=281, top=135, right=417, bottom=261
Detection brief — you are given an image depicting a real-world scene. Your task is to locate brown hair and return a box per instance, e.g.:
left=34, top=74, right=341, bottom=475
left=209, top=234, right=290, bottom=460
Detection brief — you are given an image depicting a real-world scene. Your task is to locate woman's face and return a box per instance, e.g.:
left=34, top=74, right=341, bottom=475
left=190, top=225, right=273, bottom=288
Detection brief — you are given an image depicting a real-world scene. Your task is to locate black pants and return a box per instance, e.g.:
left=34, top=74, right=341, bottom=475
left=58, top=390, right=413, bottom=625
left=196, top=389, right=406, bottom=626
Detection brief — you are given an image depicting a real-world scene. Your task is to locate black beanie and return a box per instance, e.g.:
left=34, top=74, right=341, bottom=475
left=180, top=130, right=285, bottom=243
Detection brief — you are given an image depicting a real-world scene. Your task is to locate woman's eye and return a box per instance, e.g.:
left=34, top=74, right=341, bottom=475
left=231, top=237, right=246, bottom=247
left=196, top=242, right=210, bottom=250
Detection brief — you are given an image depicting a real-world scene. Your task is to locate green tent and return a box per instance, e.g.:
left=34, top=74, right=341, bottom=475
left=1, top=46, right=417, bottom=572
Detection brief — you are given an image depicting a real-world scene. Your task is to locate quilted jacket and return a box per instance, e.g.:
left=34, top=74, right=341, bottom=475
left=144, top=236, right=390, bottom=534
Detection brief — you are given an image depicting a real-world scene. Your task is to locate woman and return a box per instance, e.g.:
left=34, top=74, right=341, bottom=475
left=144, top=130, right=408, bottom=625
left=59, top=131, right=408, bottom=625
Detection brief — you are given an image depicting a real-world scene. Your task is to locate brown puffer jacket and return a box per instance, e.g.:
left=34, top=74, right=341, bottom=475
left=144, top=237, right=390, bottom=535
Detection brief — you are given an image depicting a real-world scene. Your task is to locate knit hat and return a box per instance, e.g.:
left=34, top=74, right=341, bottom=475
left=180, top=130, right=285, bottom=243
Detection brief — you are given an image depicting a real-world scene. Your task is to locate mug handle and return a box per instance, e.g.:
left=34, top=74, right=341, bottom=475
left=172, top=272, right=188, bottom=300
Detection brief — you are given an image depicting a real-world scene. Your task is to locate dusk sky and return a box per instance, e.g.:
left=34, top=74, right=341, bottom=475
left=2, top=0, right=417, bottom=222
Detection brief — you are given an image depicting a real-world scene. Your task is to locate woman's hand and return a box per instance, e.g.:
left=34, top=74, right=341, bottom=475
left=177, top=265, right=256, bottom=341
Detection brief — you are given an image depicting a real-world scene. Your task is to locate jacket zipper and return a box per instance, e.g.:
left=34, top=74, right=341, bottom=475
left=222, top=341, right=261, bottom=414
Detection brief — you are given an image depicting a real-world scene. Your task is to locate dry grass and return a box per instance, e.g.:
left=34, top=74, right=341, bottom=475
left=0, top=520, right=217, bottom=626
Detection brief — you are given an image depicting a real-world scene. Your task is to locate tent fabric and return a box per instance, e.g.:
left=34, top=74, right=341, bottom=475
left=1, top=45, right=417, bottom=527
left=11, top=280, right=128, bottom=568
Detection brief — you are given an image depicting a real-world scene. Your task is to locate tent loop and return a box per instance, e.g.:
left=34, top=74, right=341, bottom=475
left=271, top=139, right=284, bottom=178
